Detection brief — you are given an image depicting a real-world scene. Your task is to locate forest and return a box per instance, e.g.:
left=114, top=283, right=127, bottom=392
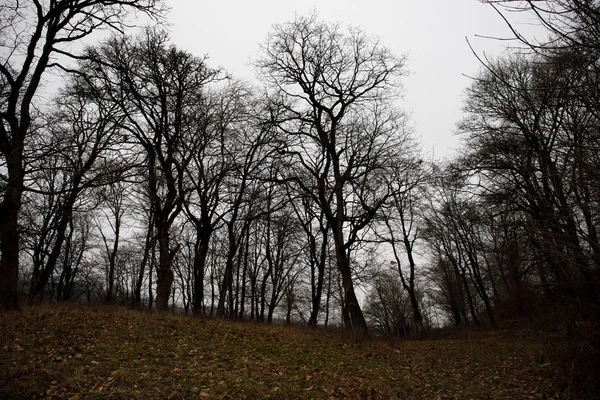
left=0, top=0, right=599, bottom=350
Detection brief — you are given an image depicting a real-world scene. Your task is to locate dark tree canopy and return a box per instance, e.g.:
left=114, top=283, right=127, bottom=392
left=0, top=0, right=166, bottom=310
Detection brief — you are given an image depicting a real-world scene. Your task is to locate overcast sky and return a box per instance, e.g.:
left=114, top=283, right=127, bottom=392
left=167, top=0, right=536, bottom=157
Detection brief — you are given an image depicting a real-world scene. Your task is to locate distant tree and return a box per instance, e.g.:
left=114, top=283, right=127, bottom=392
left=82, top=29, right=221, bottom=310
left=380, top=158, right=430, bottom=333
left=96, top=181, right=130, bottom=304
left=24, top=78, right=131, bottom=304
left=183, top=82, right=250, bottom=315
left=423, top=173, right=484, bottom=326
left=425, top=254, right=469, bottom=327
left=263, top=203, right=304, bottom=323
left=286, top=185, right=330, bottom=326
left=55, top=214, right=93, bottom=302
left=365, top=269, right=414, bottom=337
left=131, top=197, right=156, bottom=307
left=215, top=125, right=279, bottom=318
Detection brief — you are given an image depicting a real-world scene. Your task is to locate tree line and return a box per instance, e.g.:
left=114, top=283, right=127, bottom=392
left=1, top=1, right=599, bottom=342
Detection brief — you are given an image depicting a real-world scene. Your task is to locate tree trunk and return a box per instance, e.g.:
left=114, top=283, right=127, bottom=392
left=325, top=256, right=332, bottom=327
left=192, top=229, right=210, bottom=314
left=216, top=233, right=236, bottom=318
left=105, top=221, right=121, bottom=304
left=216, top=211, right=245, bottom=318
left=29, top=203, right=76, bottom=303
left=239, top=230, right=251, bottom=320
left=134, top=215, right=154, bottom=306
left=332, top=226, right=368, bottom=338
left=155, top=227, right=173, bottom=311
left=460, top=270, right=480, bottom=326
left=0, top=168, right=22, bottom=310
left=57, top=220, right=75, bottom=302
left=267, top=297, right=276, bottom=323
left=308, top=230, right=327, bottom=326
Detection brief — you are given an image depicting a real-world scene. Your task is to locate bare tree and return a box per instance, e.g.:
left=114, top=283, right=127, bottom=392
left=183, top=82, right=249, bottom=315
left=256, top=14, right=408, bottom=337
left=56, top=214, right=93, bottom=302
left=286, top=185, right=330, bottom=326
left=83, top=29, right=221, bottom=310
left=96, top=181, right=129, bottom=304
left=215, top=119, right=279, bottom=318
left=24, top=77, right=131, bottom=304
left=0, top=0, right=164, bottom=309
left=131, top=197, right=155, bottom=306
left=459, top=51, right=600, bottom=327
left=482, top=0, right=600, bottom=53
left=380, top=158, right=430, bottom=333
left=365, top=269, right=415, bottom=337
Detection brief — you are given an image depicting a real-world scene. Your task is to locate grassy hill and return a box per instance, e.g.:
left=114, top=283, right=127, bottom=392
left=0, top=305, right=596, bottom=399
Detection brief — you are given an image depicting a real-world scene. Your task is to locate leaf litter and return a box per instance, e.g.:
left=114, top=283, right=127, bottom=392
left=0, top=306, right=592, bottom=399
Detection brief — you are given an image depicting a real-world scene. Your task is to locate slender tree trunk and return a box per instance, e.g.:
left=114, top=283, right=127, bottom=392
left=192, top=230, right=210, bottom=314
left=216, top=240, right=235, bottom=317
left=63, top=258, right=81, bottom=302
left=29, top=202, right=77, bottom=303
left=469, top=265, right=496, bottom=326
left=57, top=220, right=75, bottom=301
left=239, top=230, right=251, bottom=320
left=286, top=295, right=293, bottom=324
left=155, top=227, right=174, bottom=311
left=398, top=240, right=424, bottom=332
left=450, top=294, right=462, bottom=327
left=148, top=243, right=156, bottom=308
left=267, top=269, right=280, bottom=323
left=258, top=264, right=271, bottom=322
left=210, top=260, right=216, bottom=317
left=250, top=268, right=257, bottom=321
left=459, top=269, right=480, bottom=326
left=308, top=230, right=327, bottom=326
left=105, top=218, right=121, bottom=304
left=233, top=239, right=244, bottom=318
left=134, top=215, right=154, bottom=306
left=217, top=216, right=242, bottom=317
left=325, top=256, right=332, bottom=327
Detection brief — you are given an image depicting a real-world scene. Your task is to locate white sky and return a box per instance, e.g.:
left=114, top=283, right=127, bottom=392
left=166, top=0, right=538, bottom=158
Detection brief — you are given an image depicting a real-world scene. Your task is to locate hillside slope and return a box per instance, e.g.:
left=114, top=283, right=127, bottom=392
left=0, top=306, right=595, bottom=399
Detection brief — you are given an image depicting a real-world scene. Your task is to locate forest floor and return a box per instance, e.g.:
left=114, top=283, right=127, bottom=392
left=0, top=305, right=597, bottom=399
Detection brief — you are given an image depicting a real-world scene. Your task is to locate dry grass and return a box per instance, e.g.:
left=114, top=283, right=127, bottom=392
left=0, top=304, right=596, bottom=399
